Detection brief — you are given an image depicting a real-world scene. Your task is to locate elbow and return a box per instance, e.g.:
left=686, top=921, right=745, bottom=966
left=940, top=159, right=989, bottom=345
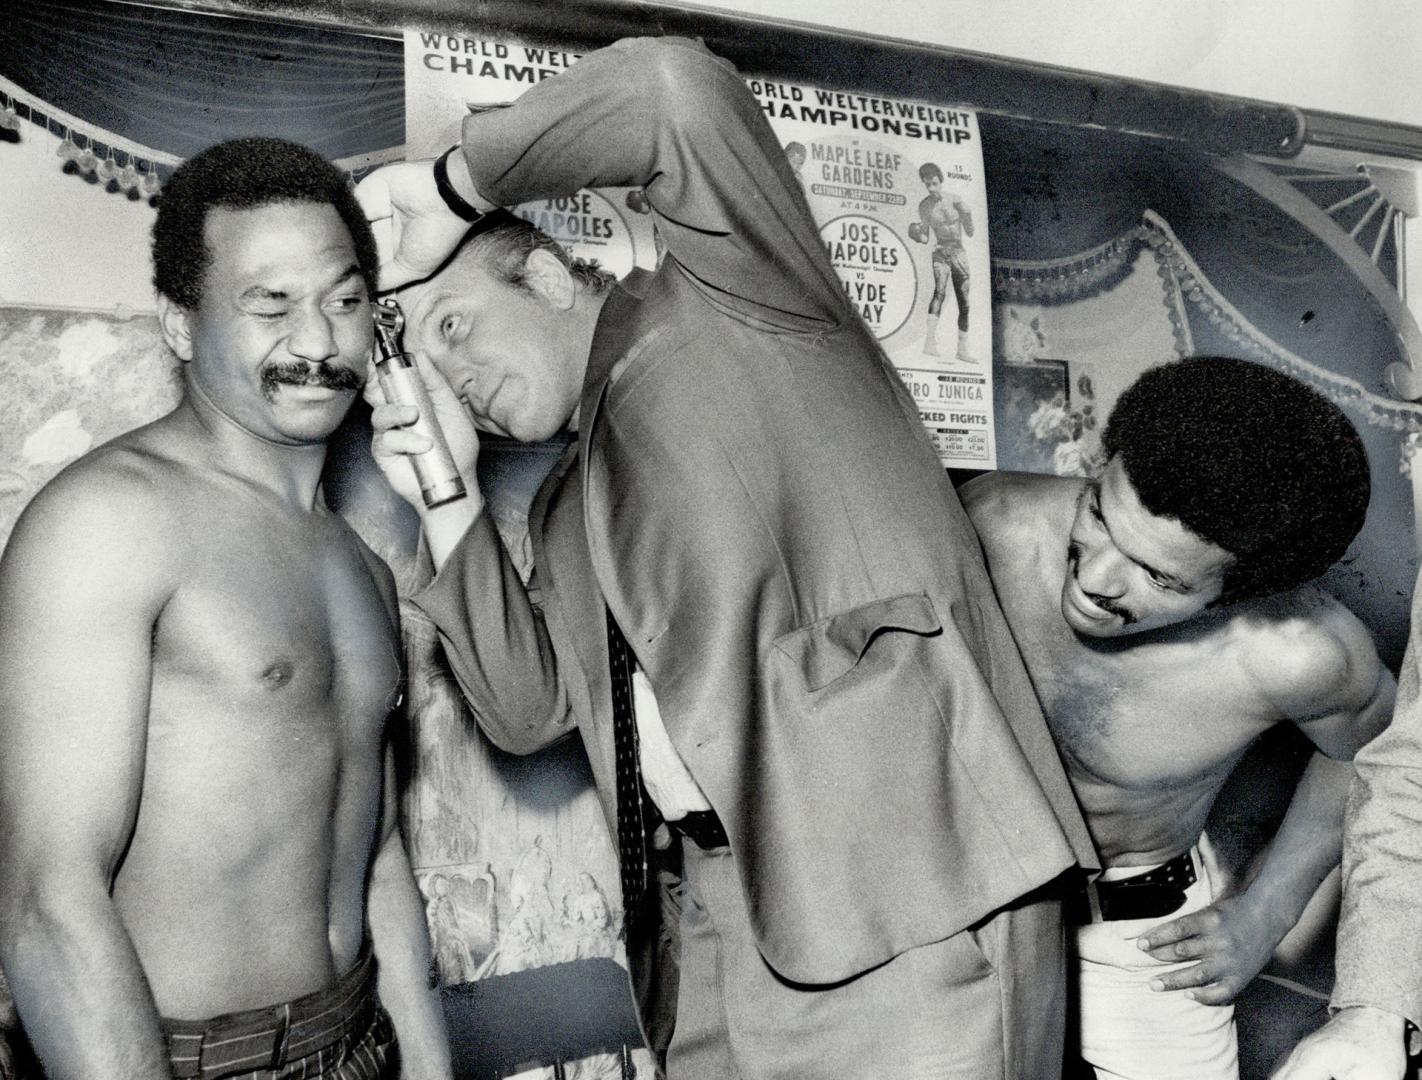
left=470, top=702, right=570, bottom=756
left=0, top=872, right=89, bottom=975
left=632, top=37, right=744, bottom=136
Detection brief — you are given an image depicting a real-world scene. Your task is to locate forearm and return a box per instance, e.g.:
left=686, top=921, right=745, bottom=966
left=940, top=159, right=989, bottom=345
left=367, top=831, right=451, bottom=1080
left=412, top=510, right=573, bottom=755
left=0, top=885, right=169, bottom=1079
left=1241, top=750, right=1352, bottom=937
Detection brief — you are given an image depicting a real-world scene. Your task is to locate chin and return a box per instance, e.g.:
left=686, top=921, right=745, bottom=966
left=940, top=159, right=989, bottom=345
left=277, top=398, right=356, bottom=439
left=274, top=414, right=349, bottom=446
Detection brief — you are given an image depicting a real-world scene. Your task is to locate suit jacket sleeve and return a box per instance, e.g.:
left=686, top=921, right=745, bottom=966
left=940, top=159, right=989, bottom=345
left=1332, top=569, right=1422, bottom=1028
left=458, top=35, right=847, bottom=333
left=410, top=509, right=575, bottom=755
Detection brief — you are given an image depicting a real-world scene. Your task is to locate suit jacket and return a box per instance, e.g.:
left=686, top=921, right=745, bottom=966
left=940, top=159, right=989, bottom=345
left=415, top=36, right=1096, bottom=993
left=1332, top=565, right=1422, bottom=1029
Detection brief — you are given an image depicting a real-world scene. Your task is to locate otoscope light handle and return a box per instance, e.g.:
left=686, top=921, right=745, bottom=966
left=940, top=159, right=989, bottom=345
left=375, top=354, right=467, bottom=508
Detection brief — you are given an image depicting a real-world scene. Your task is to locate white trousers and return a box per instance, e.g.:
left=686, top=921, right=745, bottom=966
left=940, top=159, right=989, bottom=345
left=1072, top=840, right=1239, bottom=1080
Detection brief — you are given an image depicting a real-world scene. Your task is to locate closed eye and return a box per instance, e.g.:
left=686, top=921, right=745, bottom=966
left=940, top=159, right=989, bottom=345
left=1088, top=489, right=1105, bottom=524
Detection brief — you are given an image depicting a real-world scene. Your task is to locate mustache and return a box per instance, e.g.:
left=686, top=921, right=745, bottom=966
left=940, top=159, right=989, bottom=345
left=1066, top=543, right=1136, bottom=625
left=260, top=361, right=364, bottom=399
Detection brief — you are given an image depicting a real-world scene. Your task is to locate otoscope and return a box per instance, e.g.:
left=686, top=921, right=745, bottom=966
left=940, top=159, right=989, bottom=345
left=372, top=298, right=468, bottom=508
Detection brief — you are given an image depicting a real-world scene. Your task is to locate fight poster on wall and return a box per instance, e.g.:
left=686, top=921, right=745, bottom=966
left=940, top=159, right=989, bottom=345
left=403, top=33, right=658, bottom=280
left=751, top=79, right=996, bottom=468
left=404, top=31, right=995, bottom=468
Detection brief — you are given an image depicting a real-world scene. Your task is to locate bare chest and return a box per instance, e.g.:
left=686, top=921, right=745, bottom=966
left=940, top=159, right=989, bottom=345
left=151, top=511, right=400, bottom=737
left=1015, top=613, right=1273, bottom=792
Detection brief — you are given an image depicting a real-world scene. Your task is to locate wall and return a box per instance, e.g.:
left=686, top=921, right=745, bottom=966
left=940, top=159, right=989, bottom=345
left=698, top=0, right=1422, bottom=130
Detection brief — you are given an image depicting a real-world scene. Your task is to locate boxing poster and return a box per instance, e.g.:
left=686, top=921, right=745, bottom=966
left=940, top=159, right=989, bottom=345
left=404, top=31, right=996, bottom=469
left=403, top=33, right=658, bottom=279
left=750, top=79, right=996, bottom=469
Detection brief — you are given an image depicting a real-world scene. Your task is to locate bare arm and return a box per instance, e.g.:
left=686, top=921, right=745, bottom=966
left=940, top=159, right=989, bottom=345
left=0, top=468, right=175, bottom=1079
left=1140, top=601, right=1394, bottom=1004
left=367, top=749, right=451, bottom=1080
left=952, top=196, right=975, bottom=237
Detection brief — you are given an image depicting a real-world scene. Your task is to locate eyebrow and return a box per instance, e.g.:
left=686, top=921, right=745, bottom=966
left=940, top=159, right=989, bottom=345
left=240, top=285, right=289, bottom=303
left=1090, top=485, right=1191, bottom=591
left=239, top=265, right=366, bottom=304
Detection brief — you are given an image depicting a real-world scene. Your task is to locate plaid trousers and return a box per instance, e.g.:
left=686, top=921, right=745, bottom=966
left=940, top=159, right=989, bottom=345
left=160, top=947, right=396, bottom=1080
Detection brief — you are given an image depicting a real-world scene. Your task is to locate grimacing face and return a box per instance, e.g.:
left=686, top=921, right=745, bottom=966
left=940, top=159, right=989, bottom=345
left=395, top=253, right=584, bottom=444
left=164, top=201, right=372, bottom=446
left=1060, top=456, right=1234, bottom=638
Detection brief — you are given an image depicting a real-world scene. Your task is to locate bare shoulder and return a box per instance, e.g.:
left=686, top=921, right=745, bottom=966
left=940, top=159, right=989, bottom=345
left=1, top=431, right=186, bottom=597
left=961, top=470, right=1079, bottom=548
left=1235, top=585, right=1385, bottom=717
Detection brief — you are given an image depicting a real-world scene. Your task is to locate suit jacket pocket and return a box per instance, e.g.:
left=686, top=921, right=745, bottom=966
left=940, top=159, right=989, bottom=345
left=772, top=592, right=942, bottom=692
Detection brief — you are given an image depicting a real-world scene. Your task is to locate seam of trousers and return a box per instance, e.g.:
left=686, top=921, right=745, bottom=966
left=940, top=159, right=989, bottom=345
left=993, top=918, right=1010, bottom=1080
left=705, top=858, right=746, bottom=1080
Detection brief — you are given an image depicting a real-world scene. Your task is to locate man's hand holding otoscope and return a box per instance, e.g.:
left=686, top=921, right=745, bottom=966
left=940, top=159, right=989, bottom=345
left=367, top=297, right=483, bottom=570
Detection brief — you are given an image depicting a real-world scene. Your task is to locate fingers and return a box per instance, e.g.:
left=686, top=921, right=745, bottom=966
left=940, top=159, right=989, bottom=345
left=354, top=170, right=392, bottom=221
left=369, top=401, right=433, bottom=461
left=373, top=423, right=434, bottom=460
left=362, top=359, right=386, bottom=409
left=1140, top=934, right=1208, bottom=963
left=356, top=161, right=475, bottom=290
left=1138, top=910, right=1211, bottom=950
left=1148, top=962, right=1240, bottom=1004
left=354, top=173, right=401, bottom=287
left=369, top=400, right=419, bottom=433
left=1149, top=960, right=1213, bottom=992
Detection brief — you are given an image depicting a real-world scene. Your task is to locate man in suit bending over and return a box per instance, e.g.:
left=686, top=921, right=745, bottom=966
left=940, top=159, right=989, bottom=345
left=357, top=34, right=1096, bottom=1080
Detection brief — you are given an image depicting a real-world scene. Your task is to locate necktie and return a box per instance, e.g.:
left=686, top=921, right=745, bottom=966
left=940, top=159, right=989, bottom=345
left=606, top=609, right=650, bottom=942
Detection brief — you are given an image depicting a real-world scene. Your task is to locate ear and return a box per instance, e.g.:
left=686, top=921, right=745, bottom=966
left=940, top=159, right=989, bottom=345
left=521, top=248, right=577, bottom=311
left=156, top=293, right=195, bottom=362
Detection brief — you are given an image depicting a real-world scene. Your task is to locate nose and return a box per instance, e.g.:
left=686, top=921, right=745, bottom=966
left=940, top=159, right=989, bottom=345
left=1073, top=540, right=1128, bottom=599
left=288, top=307, right=338, bottom=363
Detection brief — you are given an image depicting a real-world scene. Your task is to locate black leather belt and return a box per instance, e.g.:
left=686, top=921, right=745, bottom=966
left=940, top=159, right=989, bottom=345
left=667, top=809, right=729, bottom=851
left=1064, top=849, right=1197, bottom=925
